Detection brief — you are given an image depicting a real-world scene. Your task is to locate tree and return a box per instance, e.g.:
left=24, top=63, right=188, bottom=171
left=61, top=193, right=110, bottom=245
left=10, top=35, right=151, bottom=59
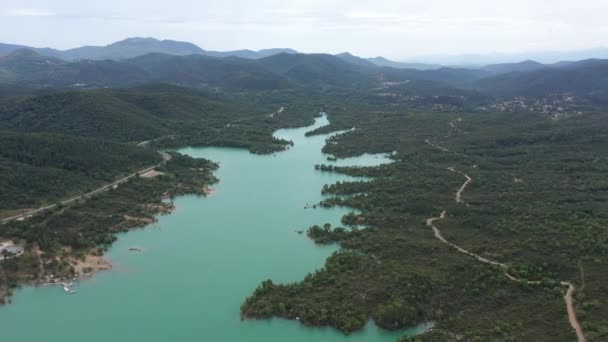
left=1, top=249, right=9, bottom=261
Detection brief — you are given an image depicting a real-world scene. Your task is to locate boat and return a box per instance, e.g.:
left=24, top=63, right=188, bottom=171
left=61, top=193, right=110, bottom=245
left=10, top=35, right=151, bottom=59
left=62, top=282, right=77, bottom=294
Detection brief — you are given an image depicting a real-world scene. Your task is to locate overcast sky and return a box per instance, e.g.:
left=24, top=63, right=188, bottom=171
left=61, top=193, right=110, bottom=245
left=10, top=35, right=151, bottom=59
left=2, top=0, right=607, bottom=59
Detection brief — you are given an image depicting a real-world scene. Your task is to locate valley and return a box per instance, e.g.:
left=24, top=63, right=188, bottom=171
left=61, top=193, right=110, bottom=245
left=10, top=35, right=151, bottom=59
left=0, top=35, right=608, bottom=341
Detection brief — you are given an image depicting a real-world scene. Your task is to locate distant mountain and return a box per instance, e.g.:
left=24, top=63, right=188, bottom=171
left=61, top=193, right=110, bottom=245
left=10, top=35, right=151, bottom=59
left=125, top=53, right=291, bottom=90
left=477, top=59, right=608, bottom=104
left=551, top=61, right=576, bottom=68
left=335, top=52, right=378, bottom=68
left=258, top=52, right=490, bottom=88
left=0, top=38, right=203, bottom=61
left=59, top=37, right=205, bottom=60
left=10, top=47, right=601, bottom=93
left=0, top=43, right=63, bottom=58
left=367, top=56, right=442, bottom=70
left=0, top=49, right=290, bottom=90
left=257, top=53, right=375, bottom=87
left=482, top=60, right=547, bottom=75
left=378, top=66, right=491, bottom=88
left=0, top=49, right=385, bottom=89
left=406, top=47, right=608, bottom=66
left=0, top=38, right=298, bottom=61
left=204, top=48, right=298, bottom=59
left=0, top=49, right=150, bottom=87
left=0, top=43, right=27, bottom=54
left=256, top=48, right=299, bottom=58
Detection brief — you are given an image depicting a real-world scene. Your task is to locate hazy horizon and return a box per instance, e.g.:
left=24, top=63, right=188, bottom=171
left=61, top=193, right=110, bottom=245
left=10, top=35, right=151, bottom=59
left=2, top=0, right=608, bottom=62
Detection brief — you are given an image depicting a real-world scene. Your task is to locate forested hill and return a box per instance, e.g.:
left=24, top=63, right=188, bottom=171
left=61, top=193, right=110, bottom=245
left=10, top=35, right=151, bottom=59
left=124, top=53, right=292, bottom=90
left=8, top=48, right=600, bottom=92
left=3, top=45, right=608, bottom=101
left=0, top=84, right=318, bottom=212
left=0, top=85, right=245, bottom=142
left=0, top=49, right=482, bottom=90
left=256, top=53, right=377, bottom=87
left=481, top=60, right=547, bottom=75
left=477, top=59, right=608, bottom=104
left=0, top=131, right=160, bottom=210
left=0, top=49, right=290, bottom=90
left=0, top=49, right=150, bottom=87
left=0, top=37, right=298, bottom=61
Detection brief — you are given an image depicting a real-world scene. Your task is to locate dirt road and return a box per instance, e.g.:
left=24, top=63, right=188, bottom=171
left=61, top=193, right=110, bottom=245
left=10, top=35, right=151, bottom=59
left=1, top=151, right=172, bottom=225
left=427, top=167, right=585, bottom=342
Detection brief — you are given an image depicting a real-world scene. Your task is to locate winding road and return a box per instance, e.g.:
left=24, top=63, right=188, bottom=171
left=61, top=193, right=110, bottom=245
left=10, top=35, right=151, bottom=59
left=1, top=152, right=171, bottom=225
left=426, top=166, right=585, bottom=342
left=424, top=119, right=584, bottom=341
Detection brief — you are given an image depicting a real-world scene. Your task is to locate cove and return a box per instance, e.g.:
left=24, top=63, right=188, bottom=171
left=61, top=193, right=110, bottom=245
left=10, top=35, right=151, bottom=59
left=0, top=116, right=429, bottom=341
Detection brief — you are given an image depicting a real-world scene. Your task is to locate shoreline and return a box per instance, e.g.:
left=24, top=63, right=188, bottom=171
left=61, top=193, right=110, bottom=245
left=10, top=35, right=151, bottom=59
left=0, top=114, right=431, bottom=341
left=69, top=253, right=113, bottom=279
left=1, top=149, right=218, bottom=307
left=2, top=200, right=180, bottom=302
left=15, top=182, right=223, bottom=297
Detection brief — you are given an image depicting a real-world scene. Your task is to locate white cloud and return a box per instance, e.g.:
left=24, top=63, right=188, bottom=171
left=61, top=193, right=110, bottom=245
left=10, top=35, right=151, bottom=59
left=8, top=8, right=56, bottom=17
left=345, top=11, right=401, bottom=20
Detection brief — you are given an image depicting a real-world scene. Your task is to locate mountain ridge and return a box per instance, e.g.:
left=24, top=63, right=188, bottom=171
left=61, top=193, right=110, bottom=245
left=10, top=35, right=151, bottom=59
left=477, top=58, right=608, bottom=103
left=0, top=37, right=299, bottom=61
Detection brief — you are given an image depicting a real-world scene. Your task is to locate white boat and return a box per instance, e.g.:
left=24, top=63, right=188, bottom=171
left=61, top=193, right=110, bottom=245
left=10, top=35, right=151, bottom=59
left=62, top=282, right=77, bottom=294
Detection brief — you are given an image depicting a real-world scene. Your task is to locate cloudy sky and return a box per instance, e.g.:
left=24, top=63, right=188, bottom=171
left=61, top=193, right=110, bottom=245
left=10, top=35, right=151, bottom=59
left=2, top=0, right=607, bottom=59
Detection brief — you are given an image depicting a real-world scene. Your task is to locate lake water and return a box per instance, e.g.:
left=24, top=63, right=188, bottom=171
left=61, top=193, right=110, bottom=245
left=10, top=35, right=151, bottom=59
left=0, top=116, right=429, bottom=341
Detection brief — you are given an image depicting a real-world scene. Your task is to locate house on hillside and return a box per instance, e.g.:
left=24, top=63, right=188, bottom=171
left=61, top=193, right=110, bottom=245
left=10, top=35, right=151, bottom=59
left=0, top=244, right=24, bottom=259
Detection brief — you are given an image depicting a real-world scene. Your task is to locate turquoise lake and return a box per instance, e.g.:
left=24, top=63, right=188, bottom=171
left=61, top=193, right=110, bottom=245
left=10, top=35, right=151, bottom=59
left=0, top=116, right=430, bottom=341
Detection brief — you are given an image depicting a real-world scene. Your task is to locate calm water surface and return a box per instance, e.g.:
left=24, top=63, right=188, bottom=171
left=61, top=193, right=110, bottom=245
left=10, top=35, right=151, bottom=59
left=0, top=116, right=430, bottom=341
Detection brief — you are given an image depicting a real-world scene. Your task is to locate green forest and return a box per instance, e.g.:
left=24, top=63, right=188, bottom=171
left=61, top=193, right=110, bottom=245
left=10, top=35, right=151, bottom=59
left=241, top=98, right=608, bottom=341
left=0, top=152, right=217, bottom=302
left=0, top=85, right=321, bottom=216
left=0, top=67, right=607, bottom=341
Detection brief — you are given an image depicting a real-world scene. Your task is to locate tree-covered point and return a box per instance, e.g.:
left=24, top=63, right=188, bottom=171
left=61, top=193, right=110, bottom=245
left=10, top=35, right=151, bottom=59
left=306, top=223, right=349, bottom=244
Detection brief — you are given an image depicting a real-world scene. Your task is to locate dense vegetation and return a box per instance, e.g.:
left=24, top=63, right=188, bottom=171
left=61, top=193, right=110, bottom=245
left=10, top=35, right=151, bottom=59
left=0, top=84, right=322, bottom=215
left=0, top=37, right=298, bottom=61
left=6, top=47, right=608, bottom=99
left=2, top=43, right=608, bottom=341
left=0, top=131, right=159, bottom=211
left=0, top=153, right=217, bottom=303
left=477, top=59, right=608, bottom=104
left=242, top=97, right=608, bottom=340
left=0, top=83, right=322, bottom=306
left=0, top=84, right=245, bottom=141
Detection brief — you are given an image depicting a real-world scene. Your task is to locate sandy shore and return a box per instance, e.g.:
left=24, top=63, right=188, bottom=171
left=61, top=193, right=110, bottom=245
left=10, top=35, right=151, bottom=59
left=124, top=215, right=155, bottom=224
left=68, top=254, right=112, bottom=278
left=145, top=203, right=175, bottom=214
